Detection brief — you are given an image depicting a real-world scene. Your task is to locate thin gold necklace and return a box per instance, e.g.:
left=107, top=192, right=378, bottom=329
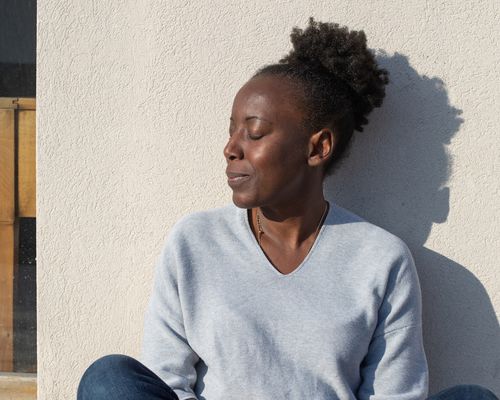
left=255, top=201, right=330, bottom=247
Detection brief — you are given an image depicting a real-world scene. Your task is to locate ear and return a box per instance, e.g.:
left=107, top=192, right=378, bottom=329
left=307, top=128, right=335, bottom=168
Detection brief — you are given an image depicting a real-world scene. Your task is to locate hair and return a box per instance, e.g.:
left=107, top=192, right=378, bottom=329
left=252, top=17, right=389, bottom=175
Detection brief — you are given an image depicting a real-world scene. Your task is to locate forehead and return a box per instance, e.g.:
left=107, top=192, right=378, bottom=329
left=231, top=75, right=305, bottom=121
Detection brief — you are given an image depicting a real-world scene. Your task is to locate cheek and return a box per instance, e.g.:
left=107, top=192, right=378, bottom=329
left=252, top=142, right=287, bottom=171
left=252, top=140, right=306, bottom=182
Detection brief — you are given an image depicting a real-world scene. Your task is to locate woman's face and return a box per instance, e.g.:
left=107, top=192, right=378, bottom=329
left=224, top=74, right=313, bottom=209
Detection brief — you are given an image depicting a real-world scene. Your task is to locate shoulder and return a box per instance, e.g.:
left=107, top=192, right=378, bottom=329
left=166, top=203, right=239, bottom=244
left=327, top=201, right=413, bottom=262
left=325, top=202, right=419, bottom=297
left=329, top=203, right=422, bottom=326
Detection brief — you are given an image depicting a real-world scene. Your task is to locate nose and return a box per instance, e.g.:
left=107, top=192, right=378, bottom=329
left=223, top=134, right=244, bottom=161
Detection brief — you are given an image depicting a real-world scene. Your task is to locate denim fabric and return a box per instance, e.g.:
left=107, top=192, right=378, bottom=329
left=77, top=354, right=180, bottom=400
left=77, top=354, right=498, bottom=400
left=427, top=384, right=498, bottom=400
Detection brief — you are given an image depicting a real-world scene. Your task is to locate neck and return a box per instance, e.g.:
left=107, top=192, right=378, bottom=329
left=253, top=188, right=328, bottom=248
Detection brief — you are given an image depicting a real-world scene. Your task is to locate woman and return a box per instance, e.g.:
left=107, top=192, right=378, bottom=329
left=77, top=18, right=498, bottom=400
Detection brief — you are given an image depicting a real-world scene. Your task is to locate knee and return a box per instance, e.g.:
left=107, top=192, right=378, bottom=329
left=459, top=384, right=498, bottom=400
left=77, top=354, right=139, bottom=400
left=431, top=384, right=498, bottom=400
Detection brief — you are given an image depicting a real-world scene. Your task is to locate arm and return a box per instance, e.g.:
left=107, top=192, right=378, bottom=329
left=357, top=243, right=429, bottom=400
left=140, top=236, right=200, bottom=400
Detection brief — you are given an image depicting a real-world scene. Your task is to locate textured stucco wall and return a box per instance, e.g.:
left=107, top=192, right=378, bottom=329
left=37, top=1, right=500, bottom=398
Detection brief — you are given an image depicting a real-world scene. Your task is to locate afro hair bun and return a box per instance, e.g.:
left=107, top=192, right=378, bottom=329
left=280, top=17, right=389, bottom=131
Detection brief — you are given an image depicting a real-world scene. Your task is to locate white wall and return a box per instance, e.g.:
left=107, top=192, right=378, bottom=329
left=37, top=1, right=500, bottom=398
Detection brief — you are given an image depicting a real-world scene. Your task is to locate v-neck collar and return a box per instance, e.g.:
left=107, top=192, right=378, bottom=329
left=236, top=203, right=334, bottom=278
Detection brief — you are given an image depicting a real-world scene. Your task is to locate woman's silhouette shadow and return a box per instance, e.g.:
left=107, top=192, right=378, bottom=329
left=325, top=52, right=499, bottom=395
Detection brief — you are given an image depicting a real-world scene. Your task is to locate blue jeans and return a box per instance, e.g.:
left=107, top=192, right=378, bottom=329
left=77, top=354, right=498, bottom=400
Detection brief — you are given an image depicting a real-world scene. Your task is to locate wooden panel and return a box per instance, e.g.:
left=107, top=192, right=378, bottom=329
left=0, top=98, right=17, bottom=109
left=0, top=224, right=15, bottom=371
left=16, top=98, right=36, bottom=111
left=0, top=110, right=15, bottom=224
left=0, top=107, right=16, bottom=372
left=0, top=98, right=36, bottom=110
left=18, top=111, right=36, bottom=218
left=0, top=99, right=36, bottom=374
left=0, top=372, right=36, bottom=400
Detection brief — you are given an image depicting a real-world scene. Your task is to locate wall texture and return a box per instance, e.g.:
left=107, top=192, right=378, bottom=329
left=37, top=1, right=500, bottom=398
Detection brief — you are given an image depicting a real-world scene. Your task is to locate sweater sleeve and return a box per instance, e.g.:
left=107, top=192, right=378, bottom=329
left=356, top=243, right=429, bottom=400
left=140, top=234, right=200, bottom=400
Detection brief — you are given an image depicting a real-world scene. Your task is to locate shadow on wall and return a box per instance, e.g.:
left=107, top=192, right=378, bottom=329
left=324, top=52, right=499, bottom=395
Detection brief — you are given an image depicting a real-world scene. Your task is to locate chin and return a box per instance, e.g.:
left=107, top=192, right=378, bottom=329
left=231, top=193, right=257, bottom=209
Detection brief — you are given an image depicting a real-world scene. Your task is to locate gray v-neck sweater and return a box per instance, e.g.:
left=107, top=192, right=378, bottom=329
left=140, top=202, right=428, bottom=400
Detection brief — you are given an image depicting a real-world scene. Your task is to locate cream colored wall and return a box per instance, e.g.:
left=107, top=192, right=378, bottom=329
left=37, top=1, right=500, bottom=398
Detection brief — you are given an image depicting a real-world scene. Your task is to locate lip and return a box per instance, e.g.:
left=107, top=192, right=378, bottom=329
left=226, top=170, right=251, bottom=188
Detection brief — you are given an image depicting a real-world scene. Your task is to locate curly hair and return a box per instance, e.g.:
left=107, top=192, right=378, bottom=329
left=253, top=17, right=389, bottom=175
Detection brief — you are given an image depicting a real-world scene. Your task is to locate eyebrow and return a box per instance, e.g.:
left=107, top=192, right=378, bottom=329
left=229, top=116, right=273, bottom=124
